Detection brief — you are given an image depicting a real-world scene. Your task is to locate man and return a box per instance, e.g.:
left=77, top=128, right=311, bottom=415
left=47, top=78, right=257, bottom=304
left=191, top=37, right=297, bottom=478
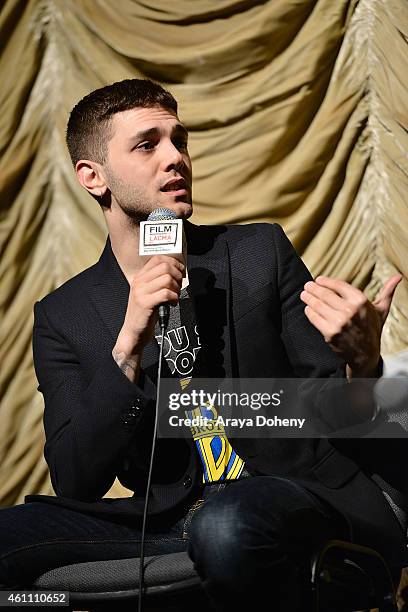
left=0, top=79, right=405, bottom=611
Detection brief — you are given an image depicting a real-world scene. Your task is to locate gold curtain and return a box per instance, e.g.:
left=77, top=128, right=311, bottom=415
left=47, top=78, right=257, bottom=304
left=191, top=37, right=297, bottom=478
left=0, top=0, right=407, bottom=507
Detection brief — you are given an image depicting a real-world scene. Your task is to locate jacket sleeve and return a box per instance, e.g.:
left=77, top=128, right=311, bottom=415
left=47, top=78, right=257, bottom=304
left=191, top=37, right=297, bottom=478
left=271, top=224, right=379, bottom=431
left=33, top=299, right=157, bottom=501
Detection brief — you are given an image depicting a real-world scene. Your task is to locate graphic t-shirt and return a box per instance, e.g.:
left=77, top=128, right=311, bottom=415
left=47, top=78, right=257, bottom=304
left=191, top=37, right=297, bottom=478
left=155, top=288, right=245, bottom=483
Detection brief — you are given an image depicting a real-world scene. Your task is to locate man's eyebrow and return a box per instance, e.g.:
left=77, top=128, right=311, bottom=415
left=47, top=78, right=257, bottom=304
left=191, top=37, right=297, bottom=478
left=173, top=124, right=189, bottom=138
left=129, top=124, right=188, bottom=143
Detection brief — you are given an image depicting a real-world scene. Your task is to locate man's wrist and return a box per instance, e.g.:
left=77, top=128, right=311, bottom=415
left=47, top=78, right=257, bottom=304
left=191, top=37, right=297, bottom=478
left=347, top=356, right=382, bottom=379
left=112, top=348, right=141, bottom=383
left=112, top=328, right=144, bottom=383
left=115, top=324, right=146, bottom=355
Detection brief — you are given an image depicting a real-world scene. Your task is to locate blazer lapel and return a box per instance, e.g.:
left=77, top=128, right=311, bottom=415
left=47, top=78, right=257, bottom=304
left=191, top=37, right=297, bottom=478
left=88, top=239, right=160, bottom=377
left=185, top=222, right=234, bottom=379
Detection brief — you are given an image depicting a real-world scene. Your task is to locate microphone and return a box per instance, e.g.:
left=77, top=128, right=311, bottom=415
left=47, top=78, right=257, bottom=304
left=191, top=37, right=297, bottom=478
left=139, top=208, right=184, bottom=330
left=138, top=208, right=184, bottom=612
left=146, top=208, right=178, bottom=222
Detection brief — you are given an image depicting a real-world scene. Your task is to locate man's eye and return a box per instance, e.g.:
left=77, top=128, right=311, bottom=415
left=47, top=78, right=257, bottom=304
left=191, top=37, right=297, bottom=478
left=137, top=142, right=155, bottom=151
left=174, top=140, right=188, bottom=150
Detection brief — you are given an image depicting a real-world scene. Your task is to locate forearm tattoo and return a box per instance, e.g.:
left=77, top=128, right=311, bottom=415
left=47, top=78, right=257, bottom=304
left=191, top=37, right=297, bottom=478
left=112, top=350, right=139, bottom=380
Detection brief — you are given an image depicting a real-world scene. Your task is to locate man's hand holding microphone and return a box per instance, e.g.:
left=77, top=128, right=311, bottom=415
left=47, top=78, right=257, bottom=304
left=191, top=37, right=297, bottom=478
left=112, top=208, right=185, bottom=382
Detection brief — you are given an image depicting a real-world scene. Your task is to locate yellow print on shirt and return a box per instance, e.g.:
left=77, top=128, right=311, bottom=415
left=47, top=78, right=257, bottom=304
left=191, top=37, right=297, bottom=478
left=185, top=401, right=245, bottom=483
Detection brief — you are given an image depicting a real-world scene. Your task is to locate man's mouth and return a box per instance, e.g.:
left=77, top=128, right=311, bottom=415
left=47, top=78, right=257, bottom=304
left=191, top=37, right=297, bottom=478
left=160, top=178, right=188, bottom=196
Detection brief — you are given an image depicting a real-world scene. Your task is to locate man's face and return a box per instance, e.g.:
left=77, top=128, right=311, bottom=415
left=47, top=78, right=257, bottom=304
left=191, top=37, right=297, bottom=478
left=103, top=106, right=192, bottom=221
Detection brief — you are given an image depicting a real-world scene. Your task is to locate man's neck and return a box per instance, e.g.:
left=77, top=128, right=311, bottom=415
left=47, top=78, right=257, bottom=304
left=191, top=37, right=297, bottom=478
left=107, top=216, right=145, bottom=284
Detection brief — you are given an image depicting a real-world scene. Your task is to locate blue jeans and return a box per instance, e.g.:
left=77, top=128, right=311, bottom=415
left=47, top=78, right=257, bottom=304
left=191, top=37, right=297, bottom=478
left=188, top=476, right=351, bottom=612
left=0, top=483, right=227, bottom=588
left=0, top=478, right=349, bottom=611
left=0, top=503, right=187, bottom=588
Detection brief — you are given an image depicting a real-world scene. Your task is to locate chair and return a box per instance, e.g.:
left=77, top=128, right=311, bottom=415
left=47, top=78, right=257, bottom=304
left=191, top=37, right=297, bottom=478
left=311, top=540, right=399, bottom=612
left=33, top=550, right=207, bottom=611
left=31, top=540, right=399, bottom=611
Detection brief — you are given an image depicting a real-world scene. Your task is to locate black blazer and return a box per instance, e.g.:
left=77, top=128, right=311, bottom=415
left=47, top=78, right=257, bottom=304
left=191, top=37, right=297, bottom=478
left=27, top=222, right=407, bottom=565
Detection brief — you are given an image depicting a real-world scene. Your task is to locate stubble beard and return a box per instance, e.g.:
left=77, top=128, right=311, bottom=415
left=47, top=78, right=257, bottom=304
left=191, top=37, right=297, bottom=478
left=105, top=168, right=157, bottom=226
left=117, top=196, right=154, bottom=227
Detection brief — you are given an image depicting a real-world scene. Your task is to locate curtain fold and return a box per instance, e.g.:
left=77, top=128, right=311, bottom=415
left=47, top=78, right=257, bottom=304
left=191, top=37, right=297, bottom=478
left=0, top=0, right=407, bottom=504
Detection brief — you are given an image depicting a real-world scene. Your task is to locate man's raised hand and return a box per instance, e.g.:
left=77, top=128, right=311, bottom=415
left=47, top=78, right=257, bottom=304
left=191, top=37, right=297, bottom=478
left=300, top=274, right=402, bottom=377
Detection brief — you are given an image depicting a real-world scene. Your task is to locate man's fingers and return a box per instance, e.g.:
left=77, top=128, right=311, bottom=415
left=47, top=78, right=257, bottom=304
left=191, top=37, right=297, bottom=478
left=372, top=274, right=402, bottom=321
left=304, top=305, right=333, bottom=342
left=372, top=274, right=402, bottom=305
left=314, top=276, right=364, bottom=304
left=141, top=289, right=180, bottom=310
left=142, top=274, right=182, bottom=296
left=301, top=282, right=345, bottom=312
left=300, top=290, right=343, bottom=323
left=141, top=261, right=184, bottom=284
left=142, top=255, right=185, bottom=273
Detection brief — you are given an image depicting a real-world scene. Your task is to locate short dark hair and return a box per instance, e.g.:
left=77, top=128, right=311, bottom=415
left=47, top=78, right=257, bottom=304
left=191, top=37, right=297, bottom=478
left=66, top=79, right=178, bottom=167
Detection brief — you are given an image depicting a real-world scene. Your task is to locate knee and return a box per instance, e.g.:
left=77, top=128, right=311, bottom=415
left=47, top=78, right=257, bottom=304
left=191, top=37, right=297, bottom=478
left=188, top=492, right=283, bottom=578
left=187, top=491, right=303, bottom=608
left=189, top=497, right=243, bottom=561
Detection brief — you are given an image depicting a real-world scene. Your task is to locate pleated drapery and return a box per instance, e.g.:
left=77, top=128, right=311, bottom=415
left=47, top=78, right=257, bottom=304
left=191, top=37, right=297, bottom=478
left=0, top=0, right=407, bottom=506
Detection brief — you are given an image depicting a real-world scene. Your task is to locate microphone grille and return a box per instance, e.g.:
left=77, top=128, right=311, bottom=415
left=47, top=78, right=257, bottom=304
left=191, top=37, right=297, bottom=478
left=147, top=208, right=178, bottom=221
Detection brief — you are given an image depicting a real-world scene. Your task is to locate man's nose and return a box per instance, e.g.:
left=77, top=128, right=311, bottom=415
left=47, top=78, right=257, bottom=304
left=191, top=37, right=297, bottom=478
left=161, top=140, right=184, bottom=169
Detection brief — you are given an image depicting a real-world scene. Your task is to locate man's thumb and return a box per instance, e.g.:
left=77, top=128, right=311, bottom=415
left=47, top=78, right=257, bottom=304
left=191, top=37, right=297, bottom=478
left=372, top=274, right=403, bottom=322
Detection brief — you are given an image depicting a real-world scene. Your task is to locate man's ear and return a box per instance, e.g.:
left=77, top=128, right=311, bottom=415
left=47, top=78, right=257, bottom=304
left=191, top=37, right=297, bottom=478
left=76, top=160, right=108, bottom=198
